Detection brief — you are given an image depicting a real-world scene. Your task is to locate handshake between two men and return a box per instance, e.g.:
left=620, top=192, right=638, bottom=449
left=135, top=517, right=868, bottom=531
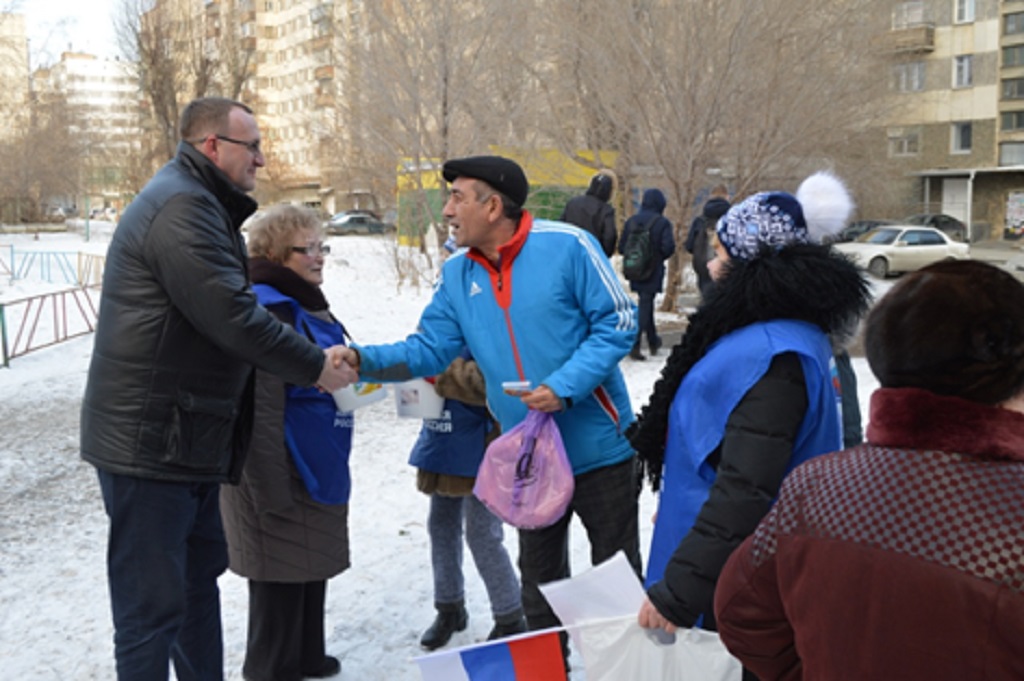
left=317, top=345, right=564, bottom=413
left=315, top=346, right=362, bottom=393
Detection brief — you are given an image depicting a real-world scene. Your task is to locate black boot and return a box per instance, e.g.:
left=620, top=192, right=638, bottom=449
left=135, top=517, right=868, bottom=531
left=629, top=343, right=646, bottom=361
left=420, top=603, right=468, bottom=650
left=487, top=614, right=527, bottom=641
left=303, top=656, right=341, bottom=679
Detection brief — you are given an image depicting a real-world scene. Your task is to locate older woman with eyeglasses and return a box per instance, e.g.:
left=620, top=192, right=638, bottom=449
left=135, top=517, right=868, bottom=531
left=220, top=204, right=349, bottom=681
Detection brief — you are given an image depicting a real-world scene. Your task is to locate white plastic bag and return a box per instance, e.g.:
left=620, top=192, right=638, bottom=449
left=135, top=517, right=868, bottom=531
left=539, top=552, right=741, bottom=681
left=573, top=616, right=742, bottom=681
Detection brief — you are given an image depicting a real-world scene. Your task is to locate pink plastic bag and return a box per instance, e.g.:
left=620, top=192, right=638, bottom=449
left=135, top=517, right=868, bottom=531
left=473, top=410, right=575, bottom=529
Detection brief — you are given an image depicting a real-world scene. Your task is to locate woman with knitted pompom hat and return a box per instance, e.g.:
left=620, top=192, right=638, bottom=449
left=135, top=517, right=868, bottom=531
left=631, top=172, right=872, bottom=652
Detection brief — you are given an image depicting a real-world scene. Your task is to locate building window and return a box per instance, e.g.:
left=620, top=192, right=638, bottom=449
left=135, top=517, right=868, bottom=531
left=1001, top=111, right=1024, bottom=130
left=1004, top=45, right=1024, bottom=67
left=1000, top=142, right=1024, bottom=165
left=893, top=62, right=926, bottom=91
left=951, top=122, right=972, bottom=153
left=893, top=2, right=926, bottom=29
left=955, top=0, right=975, bottom=23
left=888, top=128, right=921, bottom=157
left=954, top=55, right=973, bottom=87
left=1006, top=12, right=1024, bottom=35
left=1004, top=77, right=1024, bottom=99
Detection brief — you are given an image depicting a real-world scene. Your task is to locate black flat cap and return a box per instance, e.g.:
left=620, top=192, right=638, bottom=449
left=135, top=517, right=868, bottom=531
left=442, top=155, right=529, bottom=207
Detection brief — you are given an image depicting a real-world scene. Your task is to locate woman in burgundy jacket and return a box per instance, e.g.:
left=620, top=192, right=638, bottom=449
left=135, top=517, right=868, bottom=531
left=714, top=260, right=1024, bottom=681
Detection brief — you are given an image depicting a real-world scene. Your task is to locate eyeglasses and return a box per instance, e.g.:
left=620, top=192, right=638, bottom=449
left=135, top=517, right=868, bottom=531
left=214, top=134, right=263, bottom=155
left=290, top=242, right=330, bottom=256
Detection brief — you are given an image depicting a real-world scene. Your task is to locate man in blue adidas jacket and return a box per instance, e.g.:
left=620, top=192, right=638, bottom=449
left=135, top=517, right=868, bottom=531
left=342, top=155, right=642, bottom=656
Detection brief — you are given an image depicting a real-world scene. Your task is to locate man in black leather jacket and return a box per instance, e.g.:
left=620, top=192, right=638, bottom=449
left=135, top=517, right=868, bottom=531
left=81, top=97, right=354, bottom=681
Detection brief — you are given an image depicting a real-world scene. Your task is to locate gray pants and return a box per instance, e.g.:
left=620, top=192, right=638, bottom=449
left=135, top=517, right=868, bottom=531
left=429, top=493, right=522, bottom=620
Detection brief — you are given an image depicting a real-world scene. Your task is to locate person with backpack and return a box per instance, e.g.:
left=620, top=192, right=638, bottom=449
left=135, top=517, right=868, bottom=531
left=559, top=172, right=617, bottom=257
left=619, top=188, right=676, bottom=360
left=685, top=184, right=731, bottom=299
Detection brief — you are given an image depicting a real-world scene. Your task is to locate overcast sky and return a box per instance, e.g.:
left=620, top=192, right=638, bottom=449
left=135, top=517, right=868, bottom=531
left=17, top=0, right=119, bottom=67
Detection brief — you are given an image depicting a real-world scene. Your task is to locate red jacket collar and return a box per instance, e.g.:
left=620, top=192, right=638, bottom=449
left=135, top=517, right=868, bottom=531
left=866, top=387, right=1024, bottom=463
left=467, top=211, right=533, bottom=270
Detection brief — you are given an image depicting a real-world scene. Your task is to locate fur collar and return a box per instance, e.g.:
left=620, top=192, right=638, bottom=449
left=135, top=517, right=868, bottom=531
left=867, top=388, right=1024, bottom=462
left=248, top=256, right=329, bottom=311
left=629, top=244, right=871, bottom=490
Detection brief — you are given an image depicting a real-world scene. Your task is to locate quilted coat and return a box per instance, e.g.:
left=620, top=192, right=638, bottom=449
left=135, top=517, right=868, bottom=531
left=220, top=301, right=350, bottom=583
left=715, top=387, right=1024, bottom=680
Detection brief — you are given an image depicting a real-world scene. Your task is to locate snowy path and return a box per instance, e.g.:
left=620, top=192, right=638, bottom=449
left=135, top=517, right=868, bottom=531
left=0, top=232, right=673, bottom=680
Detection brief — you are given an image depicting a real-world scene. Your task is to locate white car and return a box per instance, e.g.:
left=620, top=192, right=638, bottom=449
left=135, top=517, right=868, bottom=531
left=834, top=225, right=969, bottom=278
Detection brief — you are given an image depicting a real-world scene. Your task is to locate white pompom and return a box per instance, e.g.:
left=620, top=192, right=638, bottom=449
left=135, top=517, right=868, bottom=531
left=796, top=171, right=854, bottom=244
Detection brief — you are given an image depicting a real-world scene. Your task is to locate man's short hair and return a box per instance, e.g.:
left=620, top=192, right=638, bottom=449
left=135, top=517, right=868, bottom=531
left=710, top=184, right=729, bottom=199
left=474, top=181, right=524, bottom=223
left=179, top=97, right=252, bottom=142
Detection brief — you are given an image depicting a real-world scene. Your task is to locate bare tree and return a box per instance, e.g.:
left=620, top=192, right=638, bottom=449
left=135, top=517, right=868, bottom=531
left=93, top=0, right=907, bottom=303
left=312, top=0, right=534, bottom=262
left=0, top=91, right=85, bottom=222
left=114, top=0, right=256, bottom=170
left=529, top=0, right=897, bottom=310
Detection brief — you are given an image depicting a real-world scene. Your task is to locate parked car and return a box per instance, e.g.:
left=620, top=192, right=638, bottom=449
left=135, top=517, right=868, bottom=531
left=902, top=213, right=967, bottom=242
left=43, top=207, right=69, bottom=223
left=834, top=225, right=970, bottom=278
left=89, top=207, right=118, bottom=221
left=324, top=211, right=394, bottom=235
left=832, top=219, right=894, bottom=243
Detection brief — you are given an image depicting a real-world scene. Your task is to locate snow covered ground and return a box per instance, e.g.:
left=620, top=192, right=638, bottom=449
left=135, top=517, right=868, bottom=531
left=0, top=226, right=880, bottom=680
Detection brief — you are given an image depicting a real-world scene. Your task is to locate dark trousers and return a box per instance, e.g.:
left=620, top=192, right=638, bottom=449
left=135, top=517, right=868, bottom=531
left=518, top=458, right=642, bottom=636
left=636, top=291, right=659, bottom=350
left=97, top=470, right=228, bottom=681
left=242, top=581, right=328, bottom=681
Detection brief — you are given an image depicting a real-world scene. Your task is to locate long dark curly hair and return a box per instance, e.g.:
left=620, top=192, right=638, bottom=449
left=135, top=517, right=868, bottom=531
left=627, top=243, right=872, bottom=491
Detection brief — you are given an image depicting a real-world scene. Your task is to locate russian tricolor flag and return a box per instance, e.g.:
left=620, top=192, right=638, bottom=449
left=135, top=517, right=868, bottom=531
left=415, top=627, right=567, bottom=681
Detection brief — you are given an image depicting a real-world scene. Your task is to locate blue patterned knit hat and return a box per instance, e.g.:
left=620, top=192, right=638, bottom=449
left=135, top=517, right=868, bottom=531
left=715, top=191, right=808, bottom=261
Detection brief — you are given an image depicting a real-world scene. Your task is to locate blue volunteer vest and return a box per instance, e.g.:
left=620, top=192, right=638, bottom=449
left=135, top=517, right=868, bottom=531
left=253, top=284, right=354, bottom=505
left=645, top=320, right=843, bottom=589
left=407, top=394, right=491, bottom=477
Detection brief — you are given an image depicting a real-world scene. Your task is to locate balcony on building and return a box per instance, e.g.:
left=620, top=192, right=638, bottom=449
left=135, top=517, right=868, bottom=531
left=887, top=22, right=935, bottom=53
left=310, top=2, right=333, bottom=24
left=887, top=2, right=934, bottom=53
left=309, top=34, right=332, bottom=52
left=315, top=65, right=335, bottom=81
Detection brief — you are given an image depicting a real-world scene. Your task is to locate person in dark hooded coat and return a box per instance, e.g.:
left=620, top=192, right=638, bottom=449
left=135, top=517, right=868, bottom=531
left=685, top=184, right=731, bottom=298
left=618, top=188, right=675, bottom=360
left=559, top=172, right=618, bottom=257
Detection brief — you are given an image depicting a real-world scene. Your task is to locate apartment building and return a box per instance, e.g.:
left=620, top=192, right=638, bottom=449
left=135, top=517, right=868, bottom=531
left=886, top=0, right=1024, bottom=239
left=0, top=13, right=30, bottom=141
left=199, top=0, right=368, bottom=214
left=32, top=52, right=144, bottom=215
